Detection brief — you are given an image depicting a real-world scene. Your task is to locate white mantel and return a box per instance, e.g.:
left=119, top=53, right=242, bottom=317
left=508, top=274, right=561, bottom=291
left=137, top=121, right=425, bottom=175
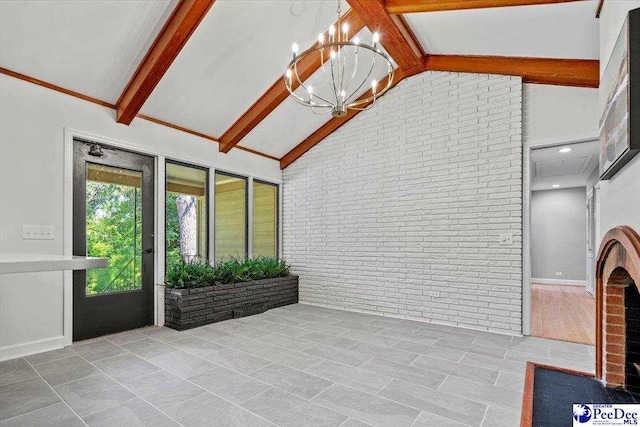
left=0, top=253, right=108, bottom=274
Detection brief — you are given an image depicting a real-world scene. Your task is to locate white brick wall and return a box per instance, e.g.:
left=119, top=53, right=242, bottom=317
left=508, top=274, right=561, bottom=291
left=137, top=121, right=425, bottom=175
left=282, top=71, right=523, bottom=334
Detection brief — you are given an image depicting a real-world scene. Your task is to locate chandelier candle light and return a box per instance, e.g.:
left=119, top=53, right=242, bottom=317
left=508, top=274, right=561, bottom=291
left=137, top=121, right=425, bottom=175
left=284, top=0, right=395, bottom=118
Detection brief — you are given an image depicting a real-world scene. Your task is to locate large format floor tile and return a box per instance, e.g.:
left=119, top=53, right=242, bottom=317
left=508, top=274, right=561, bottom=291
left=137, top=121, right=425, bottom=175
left=72, top=340, right=129, bottom=362
left=164, top=392, right=271, bottom=427
left=189, top=366, right=271, bottom=404
left=32, top=356, right=98, bottom=386
left=54, top=373, right=135, bottom=417
left=250, top=363, right=333, bottom=399
left=148, top=350, right=215, bottom=379
left=122, top=371, right=204, bottom=409
left=83, top=398, right=179, bottom=427
left=302, top=344, right=371, bottom=367
left=24, top=348, right=75, bottom=366
left=204, top=347, right=271, bottom=374
left=377, top=379, right=486, bottom=426
left=0, top=378, right=60, bottom=421
left=312, top=383, right=420, bottom=427
left=0, top=303, right=596, bottom=427
left=438, top=376, right=523, bottom=411
left=0, top=359, right=37, bottom=387
left=359, top=358, right=446, bottom=389
left=410, top=354, right=499, bottom=384
left=92, top=353, right=159, bottom=382
left=0, top=402, right=84, bottom=427
left=305, top=360, right=392, bottom=395
left=253, top=346, right=323, bottom=371
left=241, top=387, right=347, bottom=427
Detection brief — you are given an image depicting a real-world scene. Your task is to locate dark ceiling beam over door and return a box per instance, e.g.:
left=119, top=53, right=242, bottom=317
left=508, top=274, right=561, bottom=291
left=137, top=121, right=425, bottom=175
left=423, top=55, right=599, bottom=88
left=385, top=0, right=583, bottom=14
left=217, top=9, right=366, bottom=154
left=116, top=0, right=216, bottom=125
left=347, top=0, right=425, bottom=75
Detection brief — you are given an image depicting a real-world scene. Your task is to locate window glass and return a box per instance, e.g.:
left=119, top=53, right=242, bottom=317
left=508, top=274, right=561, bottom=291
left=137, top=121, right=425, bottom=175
left=253, top=181, right=278, bottom=258
left=166, top=162, right=208, bottom=267
left=215, top=172, right=247, bottom=261
left=86, top=163, right=142, bottom=295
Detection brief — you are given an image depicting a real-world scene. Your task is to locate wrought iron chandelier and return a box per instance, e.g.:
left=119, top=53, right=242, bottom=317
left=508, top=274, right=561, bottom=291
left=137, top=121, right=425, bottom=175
left=284, top=0, right=395, bottom=118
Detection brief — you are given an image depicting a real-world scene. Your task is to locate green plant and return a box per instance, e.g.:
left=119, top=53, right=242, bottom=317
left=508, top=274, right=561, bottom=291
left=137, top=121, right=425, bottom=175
left=164, top=257, right=290, bottom=289
left=164, top=260, right=215, bottom=289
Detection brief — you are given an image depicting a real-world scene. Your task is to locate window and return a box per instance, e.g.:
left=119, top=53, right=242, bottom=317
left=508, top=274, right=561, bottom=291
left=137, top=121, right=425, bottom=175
left=86, top=163, right=143, bottom=294
left=166, top=161, right=208, bottom=267
left=253, top=181, right=278, bottom=258
left=215, top=172, right=247, bottom=262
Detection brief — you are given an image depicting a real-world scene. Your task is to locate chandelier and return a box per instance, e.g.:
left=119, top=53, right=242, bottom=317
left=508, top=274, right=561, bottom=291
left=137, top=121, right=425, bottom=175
left=284, top=0, right=395, bottom=118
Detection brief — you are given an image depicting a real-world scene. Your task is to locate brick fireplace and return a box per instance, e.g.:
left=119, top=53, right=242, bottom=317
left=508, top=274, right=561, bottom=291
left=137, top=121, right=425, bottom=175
left=596, top=226, right=640, bottom=390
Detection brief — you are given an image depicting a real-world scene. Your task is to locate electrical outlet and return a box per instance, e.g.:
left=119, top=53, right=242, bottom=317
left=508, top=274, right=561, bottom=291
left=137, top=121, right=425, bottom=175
left=499, top=233, right=513, bottom=245
left=22, top=225, right=54, bottom=240
left=555, top=272, right=563, bottom=276
left=425, top=291, right=440, bottom=298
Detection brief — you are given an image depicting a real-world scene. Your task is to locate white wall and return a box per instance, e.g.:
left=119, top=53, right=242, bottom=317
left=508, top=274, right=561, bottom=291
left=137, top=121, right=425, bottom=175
left=596, top=2, right=640, bottom=245
left=0, top=74, right=281, bottom=359
left=523, top=83, right=599, bottom=148
left=283, top=71, right=523, bottom=334
left=531, top=187, right=587, bottom=282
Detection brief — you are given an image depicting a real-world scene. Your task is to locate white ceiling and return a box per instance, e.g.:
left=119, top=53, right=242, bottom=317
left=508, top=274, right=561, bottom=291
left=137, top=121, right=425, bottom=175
left=531, top=139, right=599, bottom=191
left=0, top=0, right=176, bottom=103
left=404, top=1, right=599, bottom=59
left=140, top=0, right=342, bottom=137
left=240, top=27, right=394, bottom=158
left=0, top=0, right=602, bottom=161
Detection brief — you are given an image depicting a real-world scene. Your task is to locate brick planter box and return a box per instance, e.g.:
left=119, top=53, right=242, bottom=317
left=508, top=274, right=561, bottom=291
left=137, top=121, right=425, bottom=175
left=164, top=275, right=298, bottom=331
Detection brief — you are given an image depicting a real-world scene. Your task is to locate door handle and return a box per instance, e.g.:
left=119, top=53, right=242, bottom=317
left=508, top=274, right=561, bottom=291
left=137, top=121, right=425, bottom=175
left=144, top=248, right=153, bottom=254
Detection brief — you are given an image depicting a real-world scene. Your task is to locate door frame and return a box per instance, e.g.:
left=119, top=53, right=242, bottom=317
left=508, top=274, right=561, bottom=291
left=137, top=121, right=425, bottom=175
left=522, top=135, right=599, bottom=336
left=63, top=128, right=283, bottom=346
left=64, top=129, right=163, bottom=345
left=72, top=141, right=155, bottom=340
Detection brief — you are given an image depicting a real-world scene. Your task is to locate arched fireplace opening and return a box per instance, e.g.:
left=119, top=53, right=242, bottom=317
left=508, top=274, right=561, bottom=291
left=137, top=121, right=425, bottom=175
left=596, top=226, right=640, bottom=391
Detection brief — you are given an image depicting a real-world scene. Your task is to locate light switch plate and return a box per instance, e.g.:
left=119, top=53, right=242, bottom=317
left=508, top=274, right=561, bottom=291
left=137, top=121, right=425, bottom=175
left=499, top=233, right=513, bottom=245
left=22, top=225, right=54, bottom=240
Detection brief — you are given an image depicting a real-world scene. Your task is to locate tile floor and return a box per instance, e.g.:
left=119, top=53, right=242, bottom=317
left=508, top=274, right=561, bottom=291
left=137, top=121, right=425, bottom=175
left=0, top=303, right=595, bottom=427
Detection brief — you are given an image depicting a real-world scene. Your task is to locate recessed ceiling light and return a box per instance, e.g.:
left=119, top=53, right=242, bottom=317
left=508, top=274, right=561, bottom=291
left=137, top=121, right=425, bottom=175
left=552, top=184, right=560, bottom=188
left=558, top=147, right=572, bottom=153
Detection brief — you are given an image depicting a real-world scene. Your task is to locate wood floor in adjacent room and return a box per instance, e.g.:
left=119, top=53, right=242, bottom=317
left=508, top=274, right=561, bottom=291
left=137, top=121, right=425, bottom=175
left=532, top=284, right=596, bottom=345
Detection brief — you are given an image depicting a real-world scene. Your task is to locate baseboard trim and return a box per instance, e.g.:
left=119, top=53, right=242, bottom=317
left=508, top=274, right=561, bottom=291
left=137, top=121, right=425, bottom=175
left=0, top=336, right=65, bottom=362
left=531, top=278, right=587, bottom=286
left=297, top=300, right=522, bottom=337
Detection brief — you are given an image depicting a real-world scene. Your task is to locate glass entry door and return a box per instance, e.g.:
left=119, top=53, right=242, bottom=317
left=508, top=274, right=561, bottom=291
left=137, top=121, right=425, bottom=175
left=73, top=140, right=155, bottom=341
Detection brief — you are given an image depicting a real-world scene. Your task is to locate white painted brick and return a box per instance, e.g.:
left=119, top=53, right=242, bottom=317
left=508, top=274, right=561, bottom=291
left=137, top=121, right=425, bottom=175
left=282, top=71, right=523, bottom=334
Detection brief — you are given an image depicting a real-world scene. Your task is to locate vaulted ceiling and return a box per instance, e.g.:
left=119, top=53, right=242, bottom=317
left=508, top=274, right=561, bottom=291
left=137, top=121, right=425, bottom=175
left=0, top=0, right=601, bottom=169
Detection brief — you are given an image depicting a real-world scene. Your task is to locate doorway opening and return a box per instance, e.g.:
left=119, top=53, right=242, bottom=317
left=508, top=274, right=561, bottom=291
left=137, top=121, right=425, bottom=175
left=529, top=140, right=599, bottom=345
left=72, top=140, right=155, bottom=341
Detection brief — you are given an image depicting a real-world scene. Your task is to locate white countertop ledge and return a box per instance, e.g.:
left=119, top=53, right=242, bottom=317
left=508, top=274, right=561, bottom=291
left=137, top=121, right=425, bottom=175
left=0, top=253, right=108, bottom=274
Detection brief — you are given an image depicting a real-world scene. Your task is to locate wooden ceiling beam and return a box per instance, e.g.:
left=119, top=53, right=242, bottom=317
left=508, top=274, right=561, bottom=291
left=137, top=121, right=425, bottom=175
left=217, top=9, right=366, bottom=154
left=385, top=0, right=583, bottom=14
left=115, top=0, right=216, bottom=125
left=281, top=53, right=599, bottom=169
left=347, top=0, right=424, bottom=75
left=280, top=69, right=407, bottom=169
left=595, top=0, right=605, bottom=18
left=423, top=55, right=599, bottom=88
